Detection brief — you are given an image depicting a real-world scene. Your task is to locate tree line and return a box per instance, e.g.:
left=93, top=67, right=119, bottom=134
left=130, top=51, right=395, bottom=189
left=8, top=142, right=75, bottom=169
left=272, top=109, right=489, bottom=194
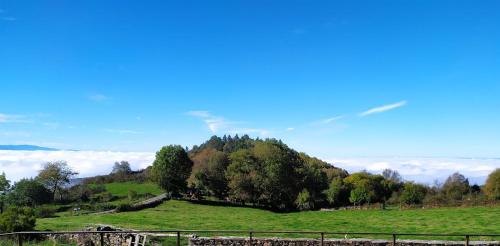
left=150, top=135, right=500, bottom=211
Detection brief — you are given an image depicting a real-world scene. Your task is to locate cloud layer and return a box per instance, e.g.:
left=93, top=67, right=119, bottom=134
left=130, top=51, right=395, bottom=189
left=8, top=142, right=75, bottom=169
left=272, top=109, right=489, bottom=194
left=0, top=150, right=155, bottom=182
left=327, top=156, right=498, bottom=185
left=1, top=150, right=496, bottom=185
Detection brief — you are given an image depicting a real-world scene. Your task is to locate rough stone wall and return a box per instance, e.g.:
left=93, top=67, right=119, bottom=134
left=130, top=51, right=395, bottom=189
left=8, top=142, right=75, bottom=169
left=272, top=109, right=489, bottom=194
left=48, top=226, right=138, bottom=246
left=189, top=237, right=500, bottom=246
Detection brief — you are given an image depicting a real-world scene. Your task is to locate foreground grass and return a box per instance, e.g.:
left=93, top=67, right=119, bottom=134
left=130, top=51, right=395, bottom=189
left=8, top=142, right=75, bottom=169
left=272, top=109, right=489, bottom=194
left=37, top=200, right=500, bottom=241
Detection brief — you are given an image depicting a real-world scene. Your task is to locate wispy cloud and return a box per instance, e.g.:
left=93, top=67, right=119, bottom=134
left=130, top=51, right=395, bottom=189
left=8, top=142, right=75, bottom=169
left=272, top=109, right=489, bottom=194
left=88, top=93, right=110, bottom=102
left=0, top=131, right=31, bottom=137
left=0, top=113, right=28, bottom=123
left=317, top=115, right=345, bottom=125
left=187, top=111, right=270, bottom=136
left=359, top=100, right=407, bottom=117
left=104, top=128, right=142, bottom=134
left=286, top=127, right=295, bottom=131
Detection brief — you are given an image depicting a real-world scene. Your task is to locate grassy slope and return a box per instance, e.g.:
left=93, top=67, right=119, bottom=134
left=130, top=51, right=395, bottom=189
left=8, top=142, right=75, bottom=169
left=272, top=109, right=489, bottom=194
left=37, top=200, right=500, bottom=240
left=102, top=182, right=163, bottom=197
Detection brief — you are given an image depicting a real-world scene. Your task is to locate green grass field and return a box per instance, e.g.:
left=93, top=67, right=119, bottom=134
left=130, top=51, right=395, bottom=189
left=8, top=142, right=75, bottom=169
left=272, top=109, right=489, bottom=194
left=37, top=200, right=500, bottom=241
left=101, top=182, right=163, bottom=197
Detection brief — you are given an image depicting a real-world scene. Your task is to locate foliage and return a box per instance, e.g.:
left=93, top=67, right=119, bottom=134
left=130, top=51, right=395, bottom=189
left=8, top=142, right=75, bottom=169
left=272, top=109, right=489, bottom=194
left=0, top=207, right=36, bottom=232
left=442, top=172, right=470, bottom=200
left=152, top=145, right=193, bottom=196
left=203, top=151, right=230, bottom=198
left=7, top=178, right=52, bottom=206
left=324, top=177, right=348, bottom=206
left=349, top=186, right=369, bottom=205
left=37, top=161, right=78, bottom=201
left=0, top=172, right=10, bottom=214
left=484, top=168, right=500, bottom=200
left=295, top=189, right=313, bottom=210
left=400, top=182, right=427, bottom=205
left=128, top=190, right=138, bottom=201
left=226, top=149, right=260, bottom=204
left=115, top=203, right=134, bottom=212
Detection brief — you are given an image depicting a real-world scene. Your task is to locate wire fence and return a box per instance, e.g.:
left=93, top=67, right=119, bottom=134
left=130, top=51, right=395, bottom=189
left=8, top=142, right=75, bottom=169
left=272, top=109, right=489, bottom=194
left=0, top=230, right=499, bottom=246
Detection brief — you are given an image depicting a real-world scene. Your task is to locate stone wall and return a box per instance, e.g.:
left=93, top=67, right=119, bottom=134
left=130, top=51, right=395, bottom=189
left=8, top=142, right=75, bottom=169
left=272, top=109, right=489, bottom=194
left=48, top=226, right=144, bottom=246
left=189, top=237, right=500, bottom=246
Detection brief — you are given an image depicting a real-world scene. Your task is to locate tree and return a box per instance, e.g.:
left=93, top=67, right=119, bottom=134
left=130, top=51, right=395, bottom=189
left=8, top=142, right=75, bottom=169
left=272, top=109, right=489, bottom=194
left=152, top=145, right=193, bottom=196
left=484, top=168, right=500, bottom=200
left=0, top=207, right=36, bottom=232
left=442, top=172, right=470, bottom=200
left=7, top=179, right=52, bottom=206
left=349, top=186, right=369, bottom=206
left=226, top=149, right=260, bottom=204
left=295, top=189, right=313, bottom=210
left=0, top=173, right=10, bottom=213
left=111, top=161, right=132, bottom=174
left=204, top=151, right=230, bottom=198
left=382, top=169, right=402, bottom=183
left=324, top=177, right=347, bottom=206
left=400, top=182, right=427, bottom=205
left=253, top=140, right=304, bottom=210
left=37, top=161, right=78, bottom=201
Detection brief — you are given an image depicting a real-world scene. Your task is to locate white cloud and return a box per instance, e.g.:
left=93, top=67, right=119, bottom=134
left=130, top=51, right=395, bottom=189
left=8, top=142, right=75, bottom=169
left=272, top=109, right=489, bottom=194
left=187, top=111, right=270, bottom=136
left=286, top=127, right=295, bottom=131
left=88, top=94, right=109, bottom=102
left=325, top=156, right=498, bottom=185
left=0, top=150, right=155, bottom=182
left=0, top=113, right=28, bottom=123
left=359, top=100, right=407, bottom=117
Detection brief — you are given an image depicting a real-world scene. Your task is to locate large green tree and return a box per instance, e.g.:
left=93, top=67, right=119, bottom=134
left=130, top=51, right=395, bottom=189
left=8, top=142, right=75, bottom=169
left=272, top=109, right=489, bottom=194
left=253, top=140, right=304, bottom=210
left=37, top=161, right=78, bottom=201
left=484, top=168, right=500, bottom=200
left=7, top=179, right=52, bottom=206
left=152, top=145, right=193, bottom=196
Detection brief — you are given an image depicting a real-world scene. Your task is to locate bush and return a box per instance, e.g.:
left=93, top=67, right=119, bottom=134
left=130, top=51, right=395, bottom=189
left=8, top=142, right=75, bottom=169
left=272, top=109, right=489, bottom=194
left=35, top=207, right=56, bottom=218
left=128, top=190, right=138, bottom=201
left=0, top=207, right=36, bottom=232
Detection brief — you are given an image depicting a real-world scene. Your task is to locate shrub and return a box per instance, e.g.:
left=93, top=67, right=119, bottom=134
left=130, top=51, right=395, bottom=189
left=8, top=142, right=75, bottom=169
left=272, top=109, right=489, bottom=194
left=128, top=190, right=138, bottom=201
left=0, top=207, right=36, bottom=232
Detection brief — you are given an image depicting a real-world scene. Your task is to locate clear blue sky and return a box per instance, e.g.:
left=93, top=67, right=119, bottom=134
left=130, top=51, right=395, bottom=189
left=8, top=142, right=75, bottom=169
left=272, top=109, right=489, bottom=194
left=1, top=0, right=500, bottom=160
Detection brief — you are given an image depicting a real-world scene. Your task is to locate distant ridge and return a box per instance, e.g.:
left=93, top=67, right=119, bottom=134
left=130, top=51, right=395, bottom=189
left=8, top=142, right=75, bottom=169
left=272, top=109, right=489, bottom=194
left=0, top=145, right=59, bottom=151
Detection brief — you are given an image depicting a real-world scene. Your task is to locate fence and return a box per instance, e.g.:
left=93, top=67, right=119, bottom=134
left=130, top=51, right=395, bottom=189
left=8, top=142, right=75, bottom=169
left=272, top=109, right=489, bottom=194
left=1, top=230, right=499, bottom=246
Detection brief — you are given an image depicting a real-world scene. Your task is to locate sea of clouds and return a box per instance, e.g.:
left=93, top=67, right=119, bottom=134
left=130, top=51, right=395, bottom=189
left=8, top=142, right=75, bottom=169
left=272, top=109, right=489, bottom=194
left=0, top=150, right=498, bottom=185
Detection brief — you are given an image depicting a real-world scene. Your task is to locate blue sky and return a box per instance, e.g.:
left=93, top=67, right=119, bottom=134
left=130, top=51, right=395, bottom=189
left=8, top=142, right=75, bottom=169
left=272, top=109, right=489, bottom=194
left=1, top=1, right=500, bottom=182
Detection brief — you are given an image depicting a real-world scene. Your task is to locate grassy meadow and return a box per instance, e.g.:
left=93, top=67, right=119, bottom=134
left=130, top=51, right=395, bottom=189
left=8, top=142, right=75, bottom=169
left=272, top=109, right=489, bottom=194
left=37, top=199, right=500, bottom=241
